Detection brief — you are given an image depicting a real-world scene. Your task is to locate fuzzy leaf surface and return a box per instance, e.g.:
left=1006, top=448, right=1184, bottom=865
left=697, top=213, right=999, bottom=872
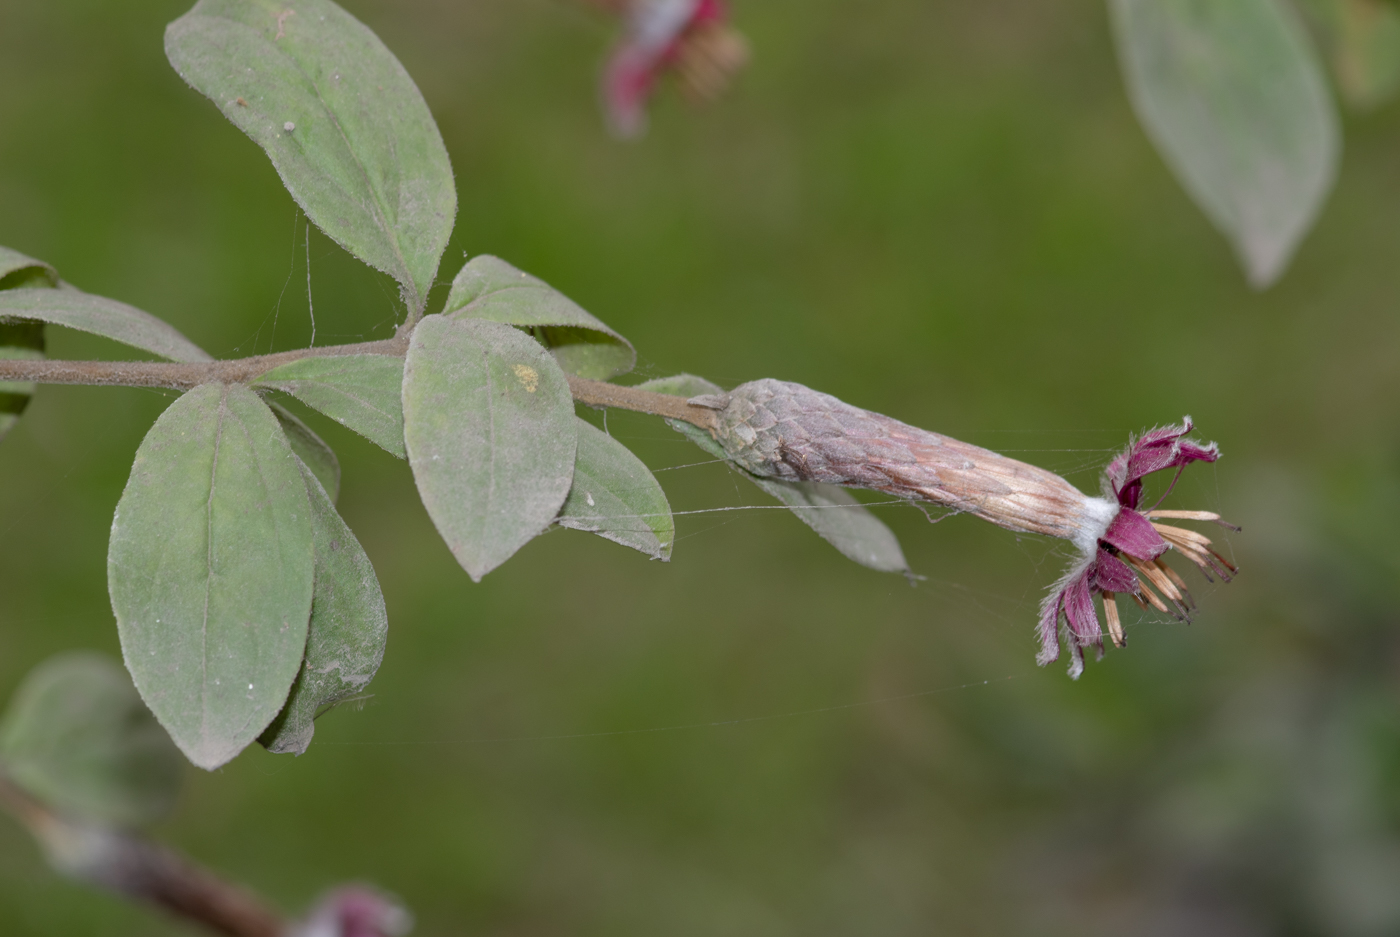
left=0, top=289, right=209, bottom=362
left=109, top=383, right=313, bottom=770
left=1111, top=0, right=1339, bottom=287
left=166, top=0, right=455, bottom=313
left=559, top=418, right=674, bottom=560
left=0, top=247, right=55, bottom=444
left=635, top=373, right=724, bottom=398
left=259, top=458, right=386, bottom=755
left=0, top=246, right=58, bottom=289
left=666, top=417, right=909, bottom=575
left=0, top=652, right=183, bottom=829
left=445, top=255, right=635, bottom=379
left=404, top=317, right=577, bottom=581
left=255, top=354, right=405, bottom=458
left=270, top=401, right=341, bottom=502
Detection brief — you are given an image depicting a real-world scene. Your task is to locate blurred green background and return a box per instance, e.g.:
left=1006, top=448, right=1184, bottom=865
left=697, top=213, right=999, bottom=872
left=2, top=0, right=1399, bottom=934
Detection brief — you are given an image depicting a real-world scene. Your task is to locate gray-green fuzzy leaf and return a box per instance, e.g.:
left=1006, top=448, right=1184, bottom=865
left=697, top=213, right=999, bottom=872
left=0, top=248, right=55, bottom=445
left=665, top=416, right=909, bottom=575
left=559, top=419, right=674, bottom=560
left=270, top=401, right=341, bottom=503
left=255, top=354, right=405, bottom=458
left=166, top=0, right=455, bottom=314
left=0, top=289, right=209, bottom=362
left=259, top=458, right=386, bottom=755
left=109, top=383, right=314, bottom=770
left=445, top=256, right=635, bottom=379
left=0, top=652, right=183, bottom=830
left=404, top=317, right=577, bottom=581
left=1111, top=0, right=1339, bottom=288
left=0, top=320, right=44, bottom=444
left=0, top=246, right=58, bottom=289
left=635, top=373, right=724, bottom=398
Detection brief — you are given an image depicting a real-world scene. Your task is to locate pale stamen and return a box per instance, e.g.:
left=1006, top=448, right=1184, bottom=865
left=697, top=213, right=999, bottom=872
left=1155, top=559, right=1195, bottom=609
left=1147, top=509, right=1241, bottom=532
left=1125, top=554, right=1188, bottom=619
left=675, top=23, right=748, bottom=102
left=1103, top=593, right=1125, bottom=648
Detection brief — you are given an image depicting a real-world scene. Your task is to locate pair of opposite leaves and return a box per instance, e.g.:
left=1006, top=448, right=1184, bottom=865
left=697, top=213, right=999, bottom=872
left=3, top=0, right=918, bottom=769
left=4, top=237, right=912, bottom=769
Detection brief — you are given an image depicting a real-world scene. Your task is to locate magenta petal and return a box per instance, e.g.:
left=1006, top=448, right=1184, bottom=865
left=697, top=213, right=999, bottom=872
left=603, top=51, right=658, bottom=137
left=1170, top=439, right=1219, bottom=468
left=601, top=0, right=706, bottom=138
left=1101, top=508, right=1167, bottom=560
left=1091, top=549, right=1139, bottom=594
left=1106, top=449, right=1131, bottom=494
left=1036, top=590, right=1063, bottom=666
left=693, top=0, right=728, bottom=25
left=1067, top=639, right=1086, bottom=680
left=301, top=887, right=409, bottom=937
left=1113, top=418, right=1221, bottom=496
left=1062, top=572, right=1100, bottom=645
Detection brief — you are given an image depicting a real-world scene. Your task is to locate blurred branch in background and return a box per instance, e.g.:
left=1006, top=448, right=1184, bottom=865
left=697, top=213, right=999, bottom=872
left=0, top=776, right=284, bottom=937
left=0, top=655, right=410, bottom=937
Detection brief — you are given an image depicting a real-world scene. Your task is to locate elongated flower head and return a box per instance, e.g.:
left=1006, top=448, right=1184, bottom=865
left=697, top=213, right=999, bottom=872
left=693, top=382, right=1236, bottom=677
left=603, top=0, right=749, bottom=137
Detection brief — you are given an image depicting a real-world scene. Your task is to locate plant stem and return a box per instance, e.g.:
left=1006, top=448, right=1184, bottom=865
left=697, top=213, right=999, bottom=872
left=0, top=775, right=288, bottom=937
left=0, top=342, right=720, bottom=432
left=567, top=374, right=718, bottom=431
left=0, top=339, right=405, bottom=391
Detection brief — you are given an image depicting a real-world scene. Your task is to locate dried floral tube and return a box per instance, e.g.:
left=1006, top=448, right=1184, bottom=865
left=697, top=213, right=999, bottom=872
left=689, top=379, right=1237, bottom=678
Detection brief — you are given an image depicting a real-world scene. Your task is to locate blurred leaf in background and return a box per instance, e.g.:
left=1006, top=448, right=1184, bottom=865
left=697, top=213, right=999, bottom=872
left=0, top=653, right=182, bottom=831
left=1110, top=0, right=1340, bottom=288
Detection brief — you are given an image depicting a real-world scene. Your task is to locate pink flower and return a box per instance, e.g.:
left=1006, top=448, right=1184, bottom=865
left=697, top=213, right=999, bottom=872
left=602, top=0, right=749, bottom=137
left=1037, top=419, right=1239, bottom=678
left=296, top=886, right=412, bottom=937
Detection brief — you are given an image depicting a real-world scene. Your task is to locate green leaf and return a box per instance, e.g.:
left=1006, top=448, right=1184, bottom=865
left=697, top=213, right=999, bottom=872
left=445, top=256, right=636, bottom=380
left=270, top=401, right=341, bottom=503
left=0, top=246, right=58, bottom=289
left=0, top=319, right=44, bottom=444
left=0, top=248, right=55, bottom=444
left=0, top=652, right=183, bottom=830
left=1299, top=0, right=1400, bottom=108
left=109, top=383, right=314, bottom=770
left=259, top=458, right=387, bottom=755
left=635, top=373, right=724, bottom=398
left=403, top=317, right=577, bottom=581
left=166, top=0, right=455, bottom=314
left=559, top=418, right=674, bottom=560
left=746, top=477, right=909, bottom=574
left=1110, top=0, right=1340, bottom=288
left=665, top=416, right=909, bottom=575
left=0, top=289, right=209, bottom=362
left=254, top=354, right=405, bottom=458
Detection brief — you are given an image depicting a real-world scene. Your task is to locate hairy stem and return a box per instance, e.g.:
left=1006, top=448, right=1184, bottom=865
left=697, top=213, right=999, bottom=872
left=0, top=341, right=719, bottom=431
left=567, top=374, right=718, bottom=431
left=0, top=775, right=287, bottom=937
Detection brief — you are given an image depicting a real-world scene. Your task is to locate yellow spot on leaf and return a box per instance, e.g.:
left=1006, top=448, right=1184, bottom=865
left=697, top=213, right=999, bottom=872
left=512, top=364, right=539, bottom=393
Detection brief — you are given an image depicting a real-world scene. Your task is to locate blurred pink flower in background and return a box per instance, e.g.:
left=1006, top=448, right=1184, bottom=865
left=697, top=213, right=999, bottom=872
left=594, top=0, right=749, bottom=137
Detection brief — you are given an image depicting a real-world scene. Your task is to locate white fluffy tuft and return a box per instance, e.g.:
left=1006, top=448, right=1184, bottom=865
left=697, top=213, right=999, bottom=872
left=1071, top=496, right=1118, bottom=556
